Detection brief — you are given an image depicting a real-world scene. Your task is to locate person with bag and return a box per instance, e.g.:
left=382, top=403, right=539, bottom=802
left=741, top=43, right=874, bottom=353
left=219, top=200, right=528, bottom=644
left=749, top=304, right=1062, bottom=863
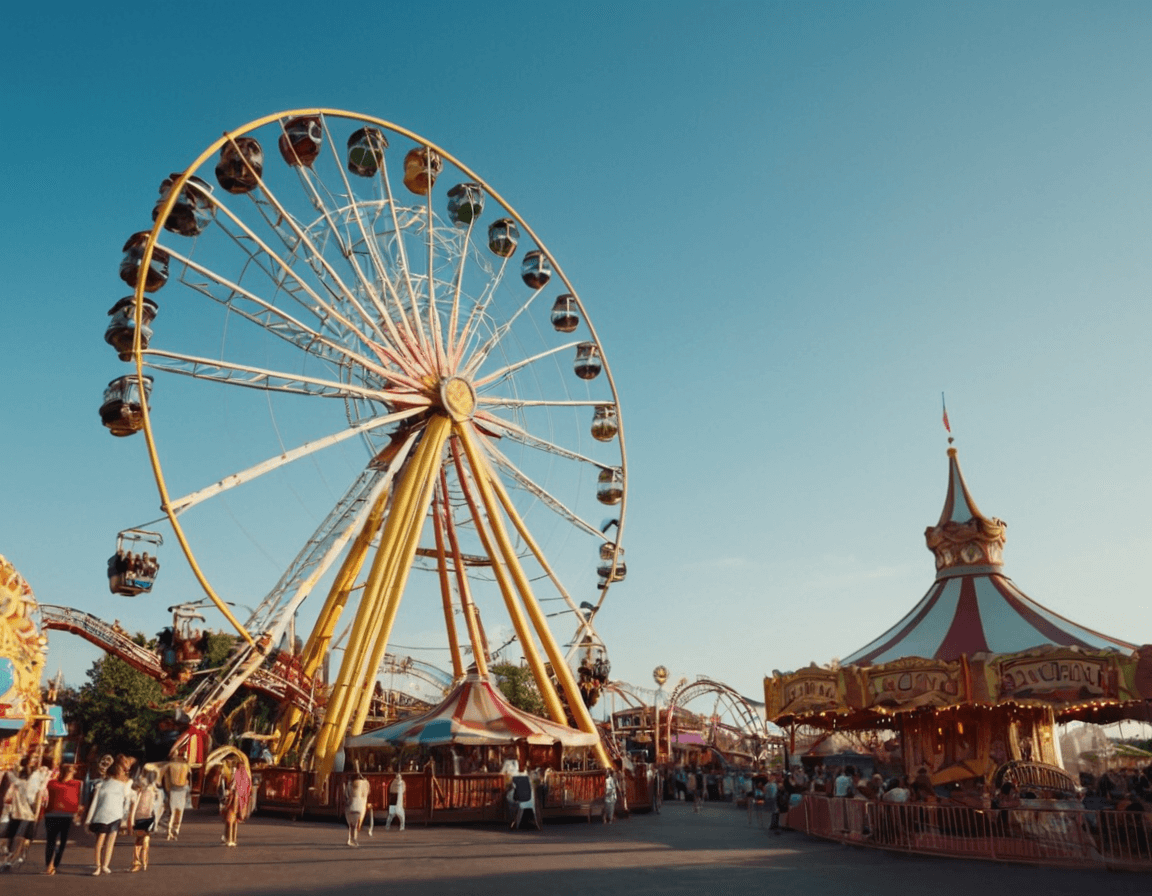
left=42, top=764, right=84, bottom=875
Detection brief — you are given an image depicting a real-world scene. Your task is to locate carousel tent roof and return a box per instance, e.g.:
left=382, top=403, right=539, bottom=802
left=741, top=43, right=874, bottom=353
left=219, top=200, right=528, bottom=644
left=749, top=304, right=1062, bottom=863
left=842, top=447, right=1134, bottom=667
left=344, top=672, right=600, bottom=748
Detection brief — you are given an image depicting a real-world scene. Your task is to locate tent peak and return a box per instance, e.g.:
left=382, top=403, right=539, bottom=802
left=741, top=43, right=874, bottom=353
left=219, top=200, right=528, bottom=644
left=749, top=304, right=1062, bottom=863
left=925, top=447, right=1006, bottom=579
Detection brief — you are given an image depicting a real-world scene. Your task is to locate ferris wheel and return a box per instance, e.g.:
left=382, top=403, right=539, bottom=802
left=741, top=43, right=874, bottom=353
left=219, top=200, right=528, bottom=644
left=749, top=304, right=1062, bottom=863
left=101, top=109, right=627, bottom=772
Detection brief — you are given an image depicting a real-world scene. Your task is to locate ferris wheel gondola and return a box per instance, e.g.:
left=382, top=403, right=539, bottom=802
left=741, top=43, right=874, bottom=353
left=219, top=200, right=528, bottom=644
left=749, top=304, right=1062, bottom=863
left=102, top=109, right=628, bottom=770
left=106, top=528, right=163, bottom=596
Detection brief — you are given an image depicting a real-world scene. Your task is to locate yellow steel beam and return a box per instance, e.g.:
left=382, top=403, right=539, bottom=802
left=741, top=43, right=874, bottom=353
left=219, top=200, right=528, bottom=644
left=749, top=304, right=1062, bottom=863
left=451, top=429, right=568, bottom=729
left=440, top=462, right=489, bottom=681
left=348, top=418, right=449, bottom=734
left=312, top=429, right=436, bottom=769
left=456, top=423, right=612, bottom=769
left=432, top=483, right=465, bottom=682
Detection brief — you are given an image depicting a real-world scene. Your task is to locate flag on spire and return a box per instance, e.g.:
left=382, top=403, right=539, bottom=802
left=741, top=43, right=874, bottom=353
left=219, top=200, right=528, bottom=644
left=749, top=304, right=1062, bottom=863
left=941, top=393, right=951, bottom=433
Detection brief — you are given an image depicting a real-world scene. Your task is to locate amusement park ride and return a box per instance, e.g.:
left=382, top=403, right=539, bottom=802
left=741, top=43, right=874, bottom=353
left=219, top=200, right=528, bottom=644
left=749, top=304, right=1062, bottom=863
left=85, top=109, right=630, bottom=785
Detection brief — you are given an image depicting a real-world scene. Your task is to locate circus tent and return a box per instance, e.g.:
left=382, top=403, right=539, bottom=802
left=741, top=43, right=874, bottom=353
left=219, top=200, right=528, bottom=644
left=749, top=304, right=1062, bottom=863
left=345, top=672, right=600, bottom=748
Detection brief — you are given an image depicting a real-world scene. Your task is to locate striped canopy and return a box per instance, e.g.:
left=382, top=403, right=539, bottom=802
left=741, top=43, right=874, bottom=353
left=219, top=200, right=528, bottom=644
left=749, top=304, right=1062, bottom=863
left=345, top=673, right=600, bottom=748
left=842, top=448, right=1134, bottom=667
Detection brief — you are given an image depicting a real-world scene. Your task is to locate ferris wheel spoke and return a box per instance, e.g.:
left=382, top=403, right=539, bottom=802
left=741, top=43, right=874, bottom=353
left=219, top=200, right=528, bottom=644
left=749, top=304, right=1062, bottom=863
left=423, top=179, right=450, bottom=374
left=473, top=341, right=582, bottom=389
left=288, top=120, right=430, bottom=368
left=142, top=348, right=427, bottom=404
left=474, top=411, right=608, bottom=467
left=448, top=252, right=512, bottom=371
left=246, top=438, right=416, bottom=635
left=200, top=187, right=390, bottom=355
left=476, top=433, right=604, bottom=540
left=165, top=244, right=422, bottom=388
left=165, top=406, right=426, bottom=517
left=443, top=217, right=477, bottom=371
left=378, top=167, right=428, bottom=359
left=310, top=119, right=425, bottom=368
left=240, top=157, right=397, bottom=356
left=461, top=284, right=549, bottom=379
left=476, top=396, right=607, bottom=409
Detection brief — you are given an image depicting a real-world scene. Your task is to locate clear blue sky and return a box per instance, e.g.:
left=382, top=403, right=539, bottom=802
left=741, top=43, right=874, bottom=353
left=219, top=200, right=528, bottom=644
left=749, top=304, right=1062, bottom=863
left=3, top=2, right=1151, bottom=724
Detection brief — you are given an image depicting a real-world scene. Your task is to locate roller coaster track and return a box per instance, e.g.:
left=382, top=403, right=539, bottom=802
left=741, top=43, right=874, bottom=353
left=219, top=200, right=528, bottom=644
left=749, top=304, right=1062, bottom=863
left=37, top=604, right=448, bottom=722
left=38, top=604, right=165, bottom=679
left=37, top=604, right=316, bottom=709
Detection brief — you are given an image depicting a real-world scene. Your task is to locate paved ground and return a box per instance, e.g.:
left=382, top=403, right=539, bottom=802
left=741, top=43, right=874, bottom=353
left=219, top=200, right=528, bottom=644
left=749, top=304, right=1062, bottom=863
left=4, top=799, right=1149, bottom=895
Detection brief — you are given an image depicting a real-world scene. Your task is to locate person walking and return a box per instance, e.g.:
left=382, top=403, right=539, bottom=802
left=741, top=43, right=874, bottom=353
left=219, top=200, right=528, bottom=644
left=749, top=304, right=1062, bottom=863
left=85, top=756, right=132, bottom=875
left=692, top=767, right=705, bottom=813
left=602, top=769, right=618, bottom=824
left=1, top=757, right=43, bottom=872
left=42, top=764, right=84, bottom=875
left=385, top=771, right=406, bottom=831
left=220, top=758, right=252, bottom=847
left=345, top=771, right=371, bottom=847
left=127, top=770, right=162, bottom=871
left=161, top=754, right=192, bottom=840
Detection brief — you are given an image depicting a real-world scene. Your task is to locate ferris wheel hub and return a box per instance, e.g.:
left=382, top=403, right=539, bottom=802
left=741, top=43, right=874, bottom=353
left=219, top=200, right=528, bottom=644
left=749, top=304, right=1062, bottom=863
left=439, top=376, right=476, bottom=422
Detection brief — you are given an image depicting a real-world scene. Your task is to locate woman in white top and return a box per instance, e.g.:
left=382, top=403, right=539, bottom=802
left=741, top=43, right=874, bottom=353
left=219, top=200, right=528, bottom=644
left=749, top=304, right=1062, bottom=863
left=344, top=772, right=371, bottom=847
left=85, top=758, right=133, bottom=876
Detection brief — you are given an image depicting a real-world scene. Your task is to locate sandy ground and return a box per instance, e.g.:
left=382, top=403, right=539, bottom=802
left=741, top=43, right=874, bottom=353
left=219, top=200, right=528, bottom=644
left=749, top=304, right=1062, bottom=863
left=3, top=798, right=1148, bottom=895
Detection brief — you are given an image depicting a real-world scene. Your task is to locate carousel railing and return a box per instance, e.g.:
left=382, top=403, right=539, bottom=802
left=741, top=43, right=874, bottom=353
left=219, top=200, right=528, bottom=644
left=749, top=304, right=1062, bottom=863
left=791, top=794, right=1152, bottom=870
left=432, top=772, right=505, bottom=815
left=253, top=767, right=617, bottom=823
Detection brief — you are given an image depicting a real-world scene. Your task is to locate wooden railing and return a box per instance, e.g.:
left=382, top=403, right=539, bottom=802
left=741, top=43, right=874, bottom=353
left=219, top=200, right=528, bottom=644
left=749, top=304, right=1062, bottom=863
left=253, top=767, right=633, bottom=824
left=790, top=794, right=1152, bottom=870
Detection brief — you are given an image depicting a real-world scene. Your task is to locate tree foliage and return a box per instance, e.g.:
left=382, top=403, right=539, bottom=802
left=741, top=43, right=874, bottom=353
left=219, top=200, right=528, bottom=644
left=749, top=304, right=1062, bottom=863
left=66, top=636, right=167, bottom=758
left=490, top=662, right=545, bottom=716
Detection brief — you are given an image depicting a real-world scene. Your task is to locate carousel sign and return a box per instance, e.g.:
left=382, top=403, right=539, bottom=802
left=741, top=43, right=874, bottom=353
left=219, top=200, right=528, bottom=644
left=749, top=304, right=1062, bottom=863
left=996, top=653, right=1113, bottom=700
left=863, top=657, right=965, bottom=708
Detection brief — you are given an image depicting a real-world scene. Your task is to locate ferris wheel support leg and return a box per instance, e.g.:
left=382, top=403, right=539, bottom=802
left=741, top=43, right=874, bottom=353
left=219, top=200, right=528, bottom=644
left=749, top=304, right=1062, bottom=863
left=301, top=486, right=391, bottom=676
left=431, top=488, right=465, bottom=681
left=273, top=486, right=392, bottom=764
left=313, top=452, right=430, bottom=771
left=450, top=438, right=560, bottom=720
left=479, top=445, right=608, bottom=710
left=313, top=419, right=451, bottom=775
left=439, top=471, right=490, bottom=681
left=454, top=425, right=613, bottom=770
left=349, top=430, right=448, bottom=735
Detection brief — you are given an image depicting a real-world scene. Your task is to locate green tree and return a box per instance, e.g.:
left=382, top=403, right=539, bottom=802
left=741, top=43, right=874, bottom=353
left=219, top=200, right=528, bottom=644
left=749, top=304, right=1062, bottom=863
left=68, top=637, right=166, bottom=758
left=490, top=662, right=545, bottom=716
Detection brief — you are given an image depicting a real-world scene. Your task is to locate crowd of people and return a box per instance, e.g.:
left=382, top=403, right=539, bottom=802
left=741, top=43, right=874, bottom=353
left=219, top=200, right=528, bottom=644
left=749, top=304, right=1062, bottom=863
left=0, top=748, right=252, bottom=875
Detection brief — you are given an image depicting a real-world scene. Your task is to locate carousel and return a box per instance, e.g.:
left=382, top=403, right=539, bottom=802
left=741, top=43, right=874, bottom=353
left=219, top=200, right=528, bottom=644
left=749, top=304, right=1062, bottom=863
left=764, top=446, right=1152, bottom=867
left=0, top=555, right=65, bottom=772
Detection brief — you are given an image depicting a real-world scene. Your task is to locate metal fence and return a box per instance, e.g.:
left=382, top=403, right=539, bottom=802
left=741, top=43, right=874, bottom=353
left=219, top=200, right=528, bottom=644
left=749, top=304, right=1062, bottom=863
left=790, top=794, right=1152, bottom=871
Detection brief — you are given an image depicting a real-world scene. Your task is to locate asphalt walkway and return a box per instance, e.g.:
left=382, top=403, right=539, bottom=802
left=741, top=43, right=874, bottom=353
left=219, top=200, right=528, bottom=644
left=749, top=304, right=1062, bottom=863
left=4, top=799, right=1149, bottom=895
